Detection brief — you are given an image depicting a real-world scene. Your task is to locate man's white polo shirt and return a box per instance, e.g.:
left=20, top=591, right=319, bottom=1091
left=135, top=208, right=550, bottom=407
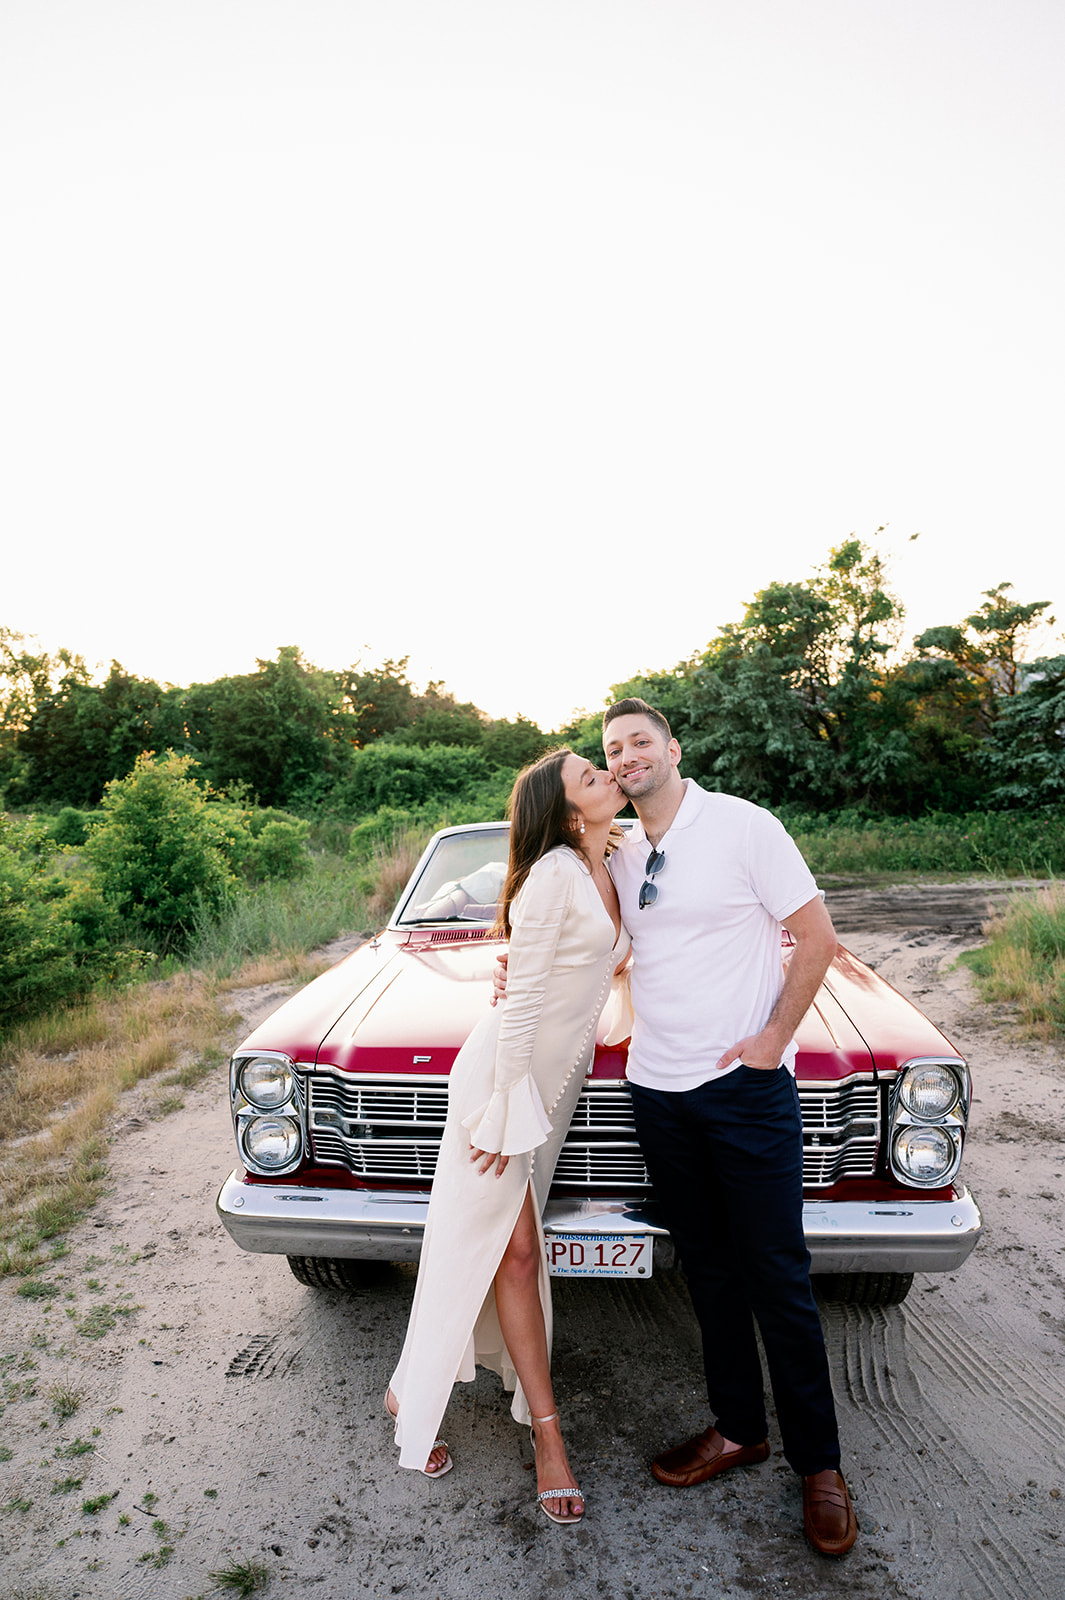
left=609, top=778, right=819, bottom=1092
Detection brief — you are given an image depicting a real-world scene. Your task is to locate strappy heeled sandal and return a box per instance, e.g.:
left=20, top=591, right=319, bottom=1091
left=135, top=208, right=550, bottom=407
left=384, top=1390, right=453, bottom=1478
left=530, top=1411, right=585, bottom=1525
left=423, top=1439, right=453, bottom=1479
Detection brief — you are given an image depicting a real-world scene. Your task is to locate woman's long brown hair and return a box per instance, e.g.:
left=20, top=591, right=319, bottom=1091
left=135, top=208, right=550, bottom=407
left=495, top=748, right=576, bottom=937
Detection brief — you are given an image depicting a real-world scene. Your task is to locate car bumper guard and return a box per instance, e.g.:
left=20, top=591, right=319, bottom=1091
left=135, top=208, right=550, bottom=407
left=216, top=1172, right=983, bottom=1276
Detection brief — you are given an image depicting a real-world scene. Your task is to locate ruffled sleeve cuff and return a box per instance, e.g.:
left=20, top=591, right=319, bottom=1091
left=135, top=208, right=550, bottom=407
left=460, top=1075, right=553, bottom=1156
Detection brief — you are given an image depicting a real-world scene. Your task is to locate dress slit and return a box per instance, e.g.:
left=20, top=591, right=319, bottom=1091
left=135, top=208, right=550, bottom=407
left=390, top=1147, right=545, bottom=1470
left=388, top=847, right=631, bottom=1475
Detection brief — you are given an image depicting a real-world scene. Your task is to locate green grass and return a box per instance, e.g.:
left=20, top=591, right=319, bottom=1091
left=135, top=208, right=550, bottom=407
left=0, top=848, right=387, bottom=1270
left=16, top=1279, right=60, bottom=1300
left=162, top=1045, right=227, bottom=1091
left=961, top=881, right=1065, bottom=1037
left=1, top=850, right=378, bottom=1275
left=48, top=1379, right=84, bottom=1418
left=78, top=1301, right=139, bottom=1340
left=0, top=981, right=225, bottom=1276
left=781, top=806, right=1065, bottom=878
left=54, top=1436, right=95, bottom=1458
left=32, top=1150, right=109, bottom=1239
left=149, top=1090, right=185, bottom=1119
left=184, top=854, right=372, bottom=976
left=304, top=815, right=353, bottom=855
left=0, top=1351, right=37, bottom=1400
left=210, top=1558, right=270, bottom=1597
left=138, top=1545, right=174, bottom=1566
left=51, top=1474, right=84, bottom=1494
left=81, top=1491, right=117, bottom=1515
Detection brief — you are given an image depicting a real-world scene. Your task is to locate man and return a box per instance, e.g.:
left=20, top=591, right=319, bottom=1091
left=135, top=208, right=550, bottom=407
left=601, top=697, right=856, bottom=1557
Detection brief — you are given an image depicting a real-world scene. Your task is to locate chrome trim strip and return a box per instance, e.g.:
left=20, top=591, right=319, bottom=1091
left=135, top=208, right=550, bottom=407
left=298, top=1069, right=452, bottom=1086
left=216, top=1174, right=982, bottom=1274
left=298, top=1069, right=890, bottom=1086
left=297, top=1068, right=891, bottom=1089
left=798, top=1071, right=883, bottom=1085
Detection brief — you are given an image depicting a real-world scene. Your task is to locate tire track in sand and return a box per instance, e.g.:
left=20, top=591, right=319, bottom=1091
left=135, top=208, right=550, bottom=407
left=826, top=1300, right=1065, bottom=1600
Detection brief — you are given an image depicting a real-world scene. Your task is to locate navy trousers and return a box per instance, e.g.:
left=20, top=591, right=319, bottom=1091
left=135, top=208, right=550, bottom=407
left=630, top=1067, right=841, bottom=1476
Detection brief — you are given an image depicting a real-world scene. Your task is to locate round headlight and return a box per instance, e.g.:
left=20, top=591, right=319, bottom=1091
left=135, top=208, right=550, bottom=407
left=240, top=1058, right=294, bottom=1110
left=243, top=1115, right=301, bottom=1170
left=893, top=1125, right=955, bottom=1184
left=898, top=1063, right=960, bottom=1119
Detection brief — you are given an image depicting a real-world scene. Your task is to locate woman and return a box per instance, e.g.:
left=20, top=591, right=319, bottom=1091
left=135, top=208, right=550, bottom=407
left=386, top=747, right=629, bottom=1524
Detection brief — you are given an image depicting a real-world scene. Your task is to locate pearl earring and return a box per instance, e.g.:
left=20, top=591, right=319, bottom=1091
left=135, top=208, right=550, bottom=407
left=579, top=822, right=585, bottom=834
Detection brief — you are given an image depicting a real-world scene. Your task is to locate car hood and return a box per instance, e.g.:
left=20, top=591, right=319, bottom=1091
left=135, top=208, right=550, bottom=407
left=235, top=929, right=959, bottom=1083
left=313, top=934, right=502, bottom=1075
left=817, top=945, right=960, bottom=1072
left=235, top=937, right=406, bottom=1063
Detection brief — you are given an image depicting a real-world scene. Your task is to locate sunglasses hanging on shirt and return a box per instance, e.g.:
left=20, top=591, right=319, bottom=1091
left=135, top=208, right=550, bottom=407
left=639, top=847, right=666, bottom=910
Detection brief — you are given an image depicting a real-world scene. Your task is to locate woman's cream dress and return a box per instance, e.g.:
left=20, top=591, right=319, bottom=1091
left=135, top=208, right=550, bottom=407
left=389, top=844, right=631, bottom=1472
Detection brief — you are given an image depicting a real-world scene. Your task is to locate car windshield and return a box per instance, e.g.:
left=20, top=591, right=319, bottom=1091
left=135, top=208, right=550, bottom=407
left=393, top=827, right=510, bottom=926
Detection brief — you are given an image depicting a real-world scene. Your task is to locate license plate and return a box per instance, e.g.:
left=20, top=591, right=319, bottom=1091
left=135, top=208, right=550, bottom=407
left=545, top=1233, right=652, bottom=1278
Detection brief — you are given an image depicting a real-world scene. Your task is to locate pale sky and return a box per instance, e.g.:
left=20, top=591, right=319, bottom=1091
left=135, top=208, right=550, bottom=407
left=3, top=0, right=1063, bottom=730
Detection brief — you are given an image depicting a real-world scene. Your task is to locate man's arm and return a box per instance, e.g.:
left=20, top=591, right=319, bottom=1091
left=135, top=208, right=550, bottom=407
left=715, top=894, right=838, bottom=1071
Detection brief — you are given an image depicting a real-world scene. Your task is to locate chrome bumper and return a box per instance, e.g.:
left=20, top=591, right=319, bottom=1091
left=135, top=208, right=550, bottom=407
left=802, top=1186, right=982, bottom=1274
left=216, top=1172, right=982, bottom=1276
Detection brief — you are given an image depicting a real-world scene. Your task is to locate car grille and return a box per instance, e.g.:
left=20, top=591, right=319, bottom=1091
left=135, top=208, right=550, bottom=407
left=300, top=1073, right=881, bottom=1190
left=799, top=1082, right=881, bottom=1185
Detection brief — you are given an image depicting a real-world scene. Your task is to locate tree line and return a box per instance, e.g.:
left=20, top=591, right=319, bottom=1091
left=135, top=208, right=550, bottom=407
left=567, top=539, right=1061, bottom=816
left=1, top=536, right=1062, bottom=1032
left=2, top=535, right=1062, bottom=823
left=0, top=640, right=546, bottom=814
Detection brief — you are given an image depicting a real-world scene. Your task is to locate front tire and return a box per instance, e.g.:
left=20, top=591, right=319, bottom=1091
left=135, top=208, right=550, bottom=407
left=815, top=1271, right=914, bottom=1306
left=286, top=1256, right=389, bottom=1290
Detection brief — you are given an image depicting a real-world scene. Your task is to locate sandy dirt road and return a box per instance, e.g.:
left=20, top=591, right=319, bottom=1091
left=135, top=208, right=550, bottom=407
left=1, top=884, right=1063, bottom=1600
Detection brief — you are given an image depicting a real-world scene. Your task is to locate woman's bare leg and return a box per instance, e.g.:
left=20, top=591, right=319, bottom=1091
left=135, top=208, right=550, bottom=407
left=384, top=1388, right=450, bottom=1476
left=493, top=1187, right=583, bottom=1520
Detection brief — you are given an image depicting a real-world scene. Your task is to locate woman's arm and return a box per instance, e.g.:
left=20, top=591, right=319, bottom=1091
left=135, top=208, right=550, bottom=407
left=461, top=851, right=575, bottom=1165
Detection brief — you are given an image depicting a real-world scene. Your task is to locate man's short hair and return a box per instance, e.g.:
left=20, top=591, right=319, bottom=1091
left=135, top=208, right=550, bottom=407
left=603, top=696, right=673, bottom=741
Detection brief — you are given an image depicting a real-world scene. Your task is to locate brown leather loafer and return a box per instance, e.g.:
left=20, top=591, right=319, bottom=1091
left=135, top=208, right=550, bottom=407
left=802, top=1469, right=857, bottom=1555
left=651, top=1426, right=770, bottom=1487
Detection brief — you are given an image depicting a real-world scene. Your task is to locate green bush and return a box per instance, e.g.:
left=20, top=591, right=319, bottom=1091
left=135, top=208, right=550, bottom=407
left=252, top=818, right=311, bottom=879
left=0, top=817, right=85, bottom=1028
left=212, top=805, right=311, bottom=882
left=436, top=770, right=520, bottom=825
left=776, top=804, right=1065, bottom=877
left=983, top=655, right=1065, bottom=808
left=348, top=807, right=431, bottom=861
left=84, top=752, right=237, bottom=951
left=479, top=716, right=551, bottom=770
left=0, top=817, right=139, bottom=1031
left=306, top=815, right=353, bottom=855
left=328, top=742, right=493, bottom=818
left=49, top=807, right=92, bottom=848
left=345, top=776, right=516, bottom=866
left=961, top=884, right=1065, bottom=1036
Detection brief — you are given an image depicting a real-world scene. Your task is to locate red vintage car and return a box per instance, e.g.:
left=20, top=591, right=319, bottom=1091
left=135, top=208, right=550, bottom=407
left=217, top=822, right=982, bottom=1307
